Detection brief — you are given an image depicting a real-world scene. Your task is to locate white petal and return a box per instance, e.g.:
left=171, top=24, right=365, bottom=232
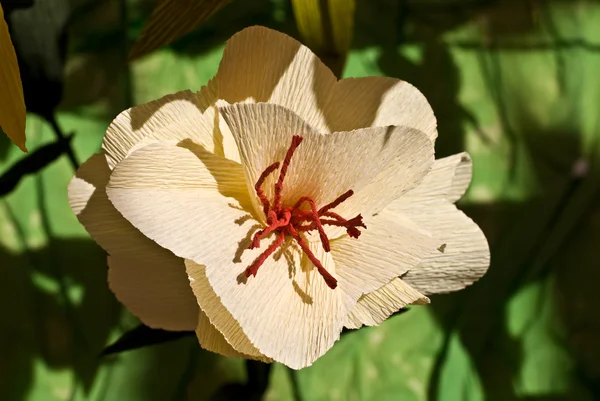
left=108, top=255, right=198, bottom=331
left=219, top=102, right=435, bottom=221
left=400, top=204, right=488, bottom=294
left=213, top=26, right=336, bottom=133
left=203, top=238, right=354, bottom=369
left=324, top=77, right=437, bottom=140
left=201, top=98, right=241, bottom=163
left=106, top=141, right=253, bottom=261
left=387, top=152, right=472, bottom=204
left=196, top=309, right=245, bottom=358
left=106, top=142, right=354, bottom=368
left=68, top=153, right=198, bottom=330
left=331, top=209, right=442, bottom=299
left=385, top=153, right=490, bottom=294
left=344, top=278, right=429, bottom=329
left=102, top=87, right=217, bottom=169
left=187, top=260, right=267, bottom=359
left=195, top=308, right=269, bottom=361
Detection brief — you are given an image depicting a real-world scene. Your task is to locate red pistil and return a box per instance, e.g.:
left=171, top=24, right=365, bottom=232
left=245, top=135, right=366, bottom=289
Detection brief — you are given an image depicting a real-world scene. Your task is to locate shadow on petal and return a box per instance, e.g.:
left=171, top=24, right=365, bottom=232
left=177, top=138, right=254, bottom=213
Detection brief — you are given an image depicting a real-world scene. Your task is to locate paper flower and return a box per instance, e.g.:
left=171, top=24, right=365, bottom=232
left=68, top=26, right=489, bottom=369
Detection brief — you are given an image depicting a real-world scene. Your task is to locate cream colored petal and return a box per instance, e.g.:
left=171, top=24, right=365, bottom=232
left=201, top=98, right=241, bottom=164
left=105, top=142, right=354, bottom=368
left=187, top=260, right=267, bottom=360
left=196, top=309, right=244, bottom=358
left=195, top=79, right=240, bottom=163
left=331, top=209, right=442, bottom=300
left=107, top=255, right=198, bottom=331
left=195, top=308, right=269, bottom=360
left=203, top=237, right=354, bottom=369
left=68, top=153, right=198, bottom=330
left=102, top=87, right=217, bottom=169
left=398, top=203, right=489, bottom=294
left=219, top=103, right=435, bottom=221
left=105, top=142, right=254, bottom=247
left=344, top=278, right=429, bottom=329
left=384, top=153, right=489, bottom=294
left=196, top=77, right=218, bottom=111
left=324, top=77, right=437, bottom=141
left=387, top=152, right=472, bottom=205
left=213, top=26, right=336, bottom=133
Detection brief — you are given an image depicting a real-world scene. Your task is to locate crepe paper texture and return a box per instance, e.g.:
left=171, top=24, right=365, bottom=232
left=68, top=26, right=490, bottom=369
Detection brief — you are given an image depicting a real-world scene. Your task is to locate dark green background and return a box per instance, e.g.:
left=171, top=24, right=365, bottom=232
left=1, top=0, right=598, bottom=399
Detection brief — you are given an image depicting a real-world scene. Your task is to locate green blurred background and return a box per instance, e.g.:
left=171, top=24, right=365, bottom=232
left=1, top=0, right=599, bottom=399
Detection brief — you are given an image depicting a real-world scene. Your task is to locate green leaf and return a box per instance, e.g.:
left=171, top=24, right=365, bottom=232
left=129, top=0, right=233, bottom=60
left=0, top=133, right=72, bottom=197
left=270, top=310, right=444, bottom=401
left=101, top=324, right=194, bottom=356
left=0, top=112, right=116, bottom=401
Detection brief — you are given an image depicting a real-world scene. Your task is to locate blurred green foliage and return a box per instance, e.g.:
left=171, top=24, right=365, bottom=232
left=1, top=0, right=599, bottom=400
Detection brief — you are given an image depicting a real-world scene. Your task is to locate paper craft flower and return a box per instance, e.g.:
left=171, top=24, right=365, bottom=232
left=68, top=26, right=489, bottom=369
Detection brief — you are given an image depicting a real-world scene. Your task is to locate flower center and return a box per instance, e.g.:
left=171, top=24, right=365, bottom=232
left=245, top=135, right=366, bottom=289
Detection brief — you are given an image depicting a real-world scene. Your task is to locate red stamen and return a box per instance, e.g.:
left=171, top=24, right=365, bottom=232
left=319, top=189, right=354, bottom=214
left=321, top=212, right=366, bottom=229
left=289, top=225, right=338, bottom=289
left=319, top=217, right=365, bottom=238
left=245, top=135, right=365, bottom=288
left=294, top=196, right=330, bottom=252
left=246, top=232, right=286, bottom=277
left=255, top=162, right=280, bottom=217
left=298, top=212, right=366, bottom=238
left=321, top=211, right=345, bottom=221
left=249, top=209, right=292, bottom=249
left=273, top=136, right=303, bottom=211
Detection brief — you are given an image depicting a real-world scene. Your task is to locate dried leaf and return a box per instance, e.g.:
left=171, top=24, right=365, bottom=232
left=291, top=0, right=356, bottom=77
left=129, top=0, right=233, bottom=60
left=6, top=0, right=69, bottom=119
left=0, top=3, right=26, bottom=151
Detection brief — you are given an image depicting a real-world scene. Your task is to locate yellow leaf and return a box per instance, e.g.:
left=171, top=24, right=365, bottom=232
left=0, top=4, right=26, bottom=152
left=291, top=0, right=356, bottom=77
left=129, top=0, right=233, bottom=61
